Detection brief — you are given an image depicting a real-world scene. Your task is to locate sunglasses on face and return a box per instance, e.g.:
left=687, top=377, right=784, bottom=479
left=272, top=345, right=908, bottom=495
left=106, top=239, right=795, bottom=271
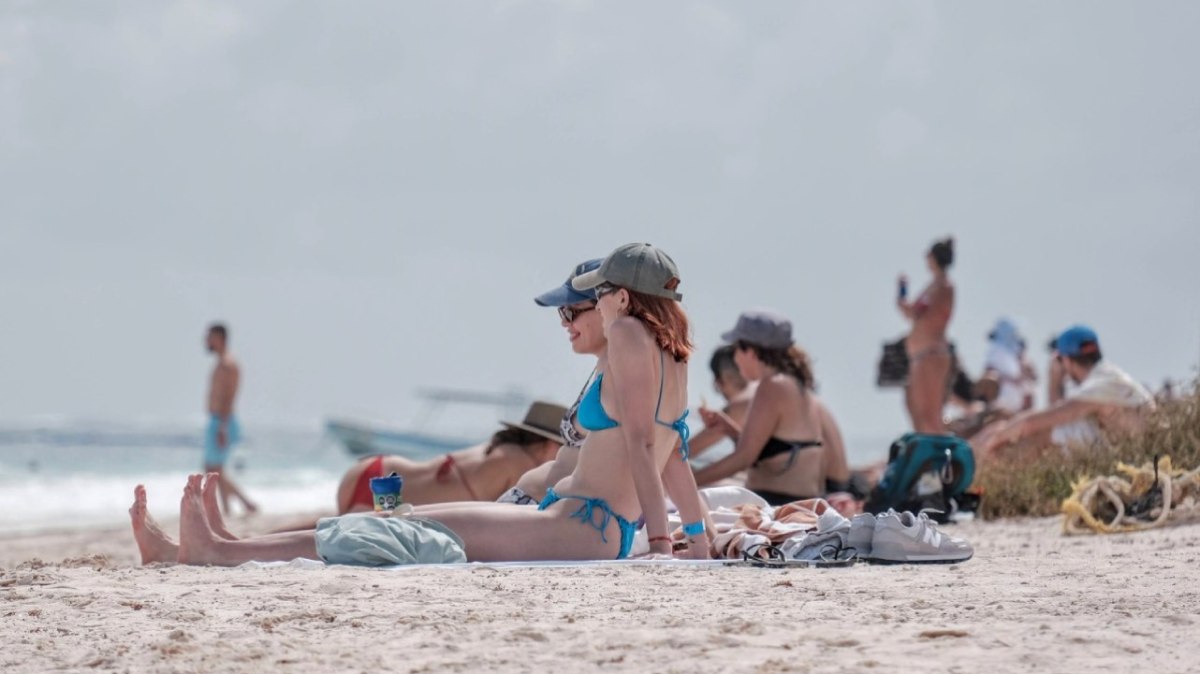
left=558, top=303, right=596, bottom=323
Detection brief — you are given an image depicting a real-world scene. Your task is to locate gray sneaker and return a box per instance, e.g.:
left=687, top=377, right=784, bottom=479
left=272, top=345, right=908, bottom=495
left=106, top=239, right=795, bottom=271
left=870, top=510, right=973, bottom=564
left=847, top=513, right=876, bottom=559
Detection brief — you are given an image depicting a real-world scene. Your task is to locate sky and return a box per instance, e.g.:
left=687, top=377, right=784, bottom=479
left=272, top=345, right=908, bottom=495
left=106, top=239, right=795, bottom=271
left=1, top=1, right=1197, bottom=445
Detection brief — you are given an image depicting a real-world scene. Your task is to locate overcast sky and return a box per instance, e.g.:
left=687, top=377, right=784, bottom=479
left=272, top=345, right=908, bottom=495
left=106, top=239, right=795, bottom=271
left=1, top=1, right=1197, bottom=444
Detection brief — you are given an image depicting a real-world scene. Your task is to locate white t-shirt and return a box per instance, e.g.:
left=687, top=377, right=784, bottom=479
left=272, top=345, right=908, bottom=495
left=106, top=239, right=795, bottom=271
left=984, top=344, right=1026, bottom=414
left=1051, top=362, right=1154, bottom=446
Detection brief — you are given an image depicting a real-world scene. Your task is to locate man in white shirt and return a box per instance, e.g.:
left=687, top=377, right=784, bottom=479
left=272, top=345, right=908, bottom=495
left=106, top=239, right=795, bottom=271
left=976, top=325, right=1154, bottom=456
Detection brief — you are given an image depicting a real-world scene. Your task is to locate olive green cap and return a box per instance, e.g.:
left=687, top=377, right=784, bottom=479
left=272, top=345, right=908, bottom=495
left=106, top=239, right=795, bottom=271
left=571, top=243, right=683, bottom=301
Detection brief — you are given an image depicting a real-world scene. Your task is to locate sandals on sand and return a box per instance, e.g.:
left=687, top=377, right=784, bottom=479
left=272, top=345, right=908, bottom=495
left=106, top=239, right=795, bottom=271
left=733, top=542, right=859, bottom=569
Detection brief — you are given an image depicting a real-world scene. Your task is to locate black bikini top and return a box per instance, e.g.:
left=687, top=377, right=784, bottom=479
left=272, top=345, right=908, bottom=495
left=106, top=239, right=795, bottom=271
left=755, top=437, right=822, bottom=468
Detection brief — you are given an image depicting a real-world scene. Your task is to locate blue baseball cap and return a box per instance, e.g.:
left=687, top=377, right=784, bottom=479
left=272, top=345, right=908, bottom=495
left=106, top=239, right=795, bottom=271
left=534, top=258, right=603, bottom=307
left=1055, top=324, right=1101, bottom=357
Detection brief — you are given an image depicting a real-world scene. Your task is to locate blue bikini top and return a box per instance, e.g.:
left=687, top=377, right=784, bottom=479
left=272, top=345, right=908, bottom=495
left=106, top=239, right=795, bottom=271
left=577, top=352, right=692, bottom=460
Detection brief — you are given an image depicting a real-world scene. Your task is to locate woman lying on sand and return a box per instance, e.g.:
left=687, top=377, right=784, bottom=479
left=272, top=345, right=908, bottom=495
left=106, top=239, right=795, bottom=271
left=335, top=401, right=566, bottom=512
left=131, top=243, right=711, bottom=565
left=336, top=398, right=564, bottom=508
left=693, top=309, right=852, bottom=506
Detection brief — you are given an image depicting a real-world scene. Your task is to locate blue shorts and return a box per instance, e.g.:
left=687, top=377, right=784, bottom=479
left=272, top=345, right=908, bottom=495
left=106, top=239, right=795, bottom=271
left=204, top=415, right=242, bottom=468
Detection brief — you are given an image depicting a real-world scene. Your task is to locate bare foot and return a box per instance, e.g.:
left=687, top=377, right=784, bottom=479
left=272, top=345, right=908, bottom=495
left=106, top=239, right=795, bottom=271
left=129, top=485, right=179, bottom=565
left=202, top=473, right=239, bottom=541
left=177, top=474, right=225, bottom=566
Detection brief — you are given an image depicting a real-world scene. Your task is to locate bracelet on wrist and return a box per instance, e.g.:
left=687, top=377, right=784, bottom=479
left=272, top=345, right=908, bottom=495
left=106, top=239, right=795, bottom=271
left=648, top=535, right=672, bottom=546
left=681, top=520, right=706, bottom=537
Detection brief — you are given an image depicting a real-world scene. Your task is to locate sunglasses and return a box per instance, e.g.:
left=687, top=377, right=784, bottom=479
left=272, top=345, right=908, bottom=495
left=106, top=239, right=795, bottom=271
left=558, top=303, right=596, bottom=323
left=594, top=283, right=620, bottom=299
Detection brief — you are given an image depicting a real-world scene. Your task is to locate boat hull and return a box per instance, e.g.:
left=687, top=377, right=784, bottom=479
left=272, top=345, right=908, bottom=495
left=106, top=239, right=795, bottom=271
left=325, top=419, right=476, bottom=459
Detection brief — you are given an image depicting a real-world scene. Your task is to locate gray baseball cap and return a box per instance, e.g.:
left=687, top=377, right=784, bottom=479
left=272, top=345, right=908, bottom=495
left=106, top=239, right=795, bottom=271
left=570, top=242, right=683, bottom=301
left=720, top=309, right=793, bottom=349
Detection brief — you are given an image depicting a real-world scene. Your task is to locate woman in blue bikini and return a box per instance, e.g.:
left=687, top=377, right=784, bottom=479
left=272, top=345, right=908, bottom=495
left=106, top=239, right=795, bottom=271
left=130, top=244, right=710, bottom=565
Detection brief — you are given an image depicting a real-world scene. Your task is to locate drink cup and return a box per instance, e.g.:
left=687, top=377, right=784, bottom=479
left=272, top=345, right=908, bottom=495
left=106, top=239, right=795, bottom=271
left=370, top=473, right=404, bottom=512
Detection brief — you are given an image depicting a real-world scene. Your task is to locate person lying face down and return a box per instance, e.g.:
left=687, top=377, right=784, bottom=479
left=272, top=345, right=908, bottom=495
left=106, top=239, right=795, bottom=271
left=130, top=244, right=713, bottom=566
left=693, top=309, right=852, bottom=506
left=334, top=400, right=568, bottom=512
left=975, top=324, right=1155, bottom=458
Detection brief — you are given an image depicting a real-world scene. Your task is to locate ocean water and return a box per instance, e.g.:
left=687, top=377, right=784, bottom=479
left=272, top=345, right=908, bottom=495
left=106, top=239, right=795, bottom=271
left=0, top=424, right=348, bottom=535
left=0, top=421, right=892, bottom=536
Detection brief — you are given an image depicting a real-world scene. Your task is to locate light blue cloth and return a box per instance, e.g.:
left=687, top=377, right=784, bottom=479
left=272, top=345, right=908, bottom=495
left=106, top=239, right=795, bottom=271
left=314, top=514, right=467, bottom=566
left=203, top=414, right=241, bottom=467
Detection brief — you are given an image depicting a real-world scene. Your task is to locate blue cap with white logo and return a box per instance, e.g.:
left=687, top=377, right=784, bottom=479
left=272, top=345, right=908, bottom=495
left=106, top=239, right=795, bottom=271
left=534, top=258, right=603, bottom=307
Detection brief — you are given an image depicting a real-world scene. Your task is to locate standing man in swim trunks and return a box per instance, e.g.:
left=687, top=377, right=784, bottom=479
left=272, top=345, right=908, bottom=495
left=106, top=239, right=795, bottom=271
left=204, top=323, right=257, bottom=515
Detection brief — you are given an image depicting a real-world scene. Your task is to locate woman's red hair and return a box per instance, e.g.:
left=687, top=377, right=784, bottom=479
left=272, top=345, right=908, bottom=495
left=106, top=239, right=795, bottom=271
left=624, top=290, right=693, bottom=362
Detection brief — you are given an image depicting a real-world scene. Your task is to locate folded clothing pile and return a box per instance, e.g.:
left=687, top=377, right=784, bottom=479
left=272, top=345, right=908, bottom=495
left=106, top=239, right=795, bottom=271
left=704, top=493, right=973, bottom=565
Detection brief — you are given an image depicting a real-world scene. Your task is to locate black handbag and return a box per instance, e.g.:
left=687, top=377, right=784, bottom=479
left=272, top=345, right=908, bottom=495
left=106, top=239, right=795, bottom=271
left=876, top=337, right=909, bottom=388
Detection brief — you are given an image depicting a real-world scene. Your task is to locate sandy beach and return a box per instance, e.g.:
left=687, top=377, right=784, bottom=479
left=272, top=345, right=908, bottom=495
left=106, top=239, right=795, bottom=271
left=2, top=514, right=1196, bottom=674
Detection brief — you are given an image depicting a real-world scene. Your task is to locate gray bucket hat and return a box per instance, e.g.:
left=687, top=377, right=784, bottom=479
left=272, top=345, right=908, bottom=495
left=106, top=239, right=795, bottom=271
left=720, top=309, right=793, bottom=349
left=571, top=243, right=683, bottom=301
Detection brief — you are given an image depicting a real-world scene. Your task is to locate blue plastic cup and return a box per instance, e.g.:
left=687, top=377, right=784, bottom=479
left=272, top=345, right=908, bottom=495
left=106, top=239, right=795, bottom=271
left=370, top=472, right=404, bottom=512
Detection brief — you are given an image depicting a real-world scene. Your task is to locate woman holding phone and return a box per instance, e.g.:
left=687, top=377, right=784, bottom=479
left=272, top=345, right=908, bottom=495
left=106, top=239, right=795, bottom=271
left=896, top=237, right=956, bottom=433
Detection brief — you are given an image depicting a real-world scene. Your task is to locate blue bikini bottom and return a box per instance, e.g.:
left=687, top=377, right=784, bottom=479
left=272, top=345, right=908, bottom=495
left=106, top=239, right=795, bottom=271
left=538, top=487, right=637, bottom=560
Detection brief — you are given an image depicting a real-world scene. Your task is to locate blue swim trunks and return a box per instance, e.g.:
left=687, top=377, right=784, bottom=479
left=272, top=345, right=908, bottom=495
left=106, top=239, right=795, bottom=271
left=204, top=414, right=242, bottom=468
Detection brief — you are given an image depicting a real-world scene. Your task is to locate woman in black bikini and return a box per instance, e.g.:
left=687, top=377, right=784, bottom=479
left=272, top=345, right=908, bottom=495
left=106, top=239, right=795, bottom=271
left=693, top=309, right=833, bottom=506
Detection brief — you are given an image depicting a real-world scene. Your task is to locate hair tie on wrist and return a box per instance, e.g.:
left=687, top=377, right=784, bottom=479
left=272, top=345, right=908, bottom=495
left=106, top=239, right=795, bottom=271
left=682, top=520, right=706, bottom=537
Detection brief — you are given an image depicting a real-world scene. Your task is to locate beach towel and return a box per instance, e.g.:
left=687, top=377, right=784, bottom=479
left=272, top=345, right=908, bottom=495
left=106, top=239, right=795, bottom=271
left=1061, top=456, right=1200, bottom=535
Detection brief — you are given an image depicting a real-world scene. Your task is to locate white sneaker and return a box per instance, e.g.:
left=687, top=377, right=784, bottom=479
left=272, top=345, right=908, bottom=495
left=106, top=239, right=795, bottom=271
left=870, top=510, right=973, bottom=564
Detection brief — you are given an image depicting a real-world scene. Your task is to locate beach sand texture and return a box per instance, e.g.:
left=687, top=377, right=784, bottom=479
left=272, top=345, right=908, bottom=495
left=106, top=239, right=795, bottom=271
left=2, top=515, right=1196, bottom=674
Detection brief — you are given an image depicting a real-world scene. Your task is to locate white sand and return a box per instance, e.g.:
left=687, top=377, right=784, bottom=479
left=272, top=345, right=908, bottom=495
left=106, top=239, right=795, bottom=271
left=2, top=514, right=1197, bottom=674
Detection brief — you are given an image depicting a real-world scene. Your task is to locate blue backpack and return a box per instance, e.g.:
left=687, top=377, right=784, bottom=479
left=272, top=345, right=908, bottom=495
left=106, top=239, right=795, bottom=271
left=865, top=433, right=976, bottom=522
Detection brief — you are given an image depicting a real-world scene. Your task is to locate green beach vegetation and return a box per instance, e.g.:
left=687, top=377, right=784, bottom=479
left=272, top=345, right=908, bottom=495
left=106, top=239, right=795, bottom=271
left=978, top=377, right=1200, bottom=519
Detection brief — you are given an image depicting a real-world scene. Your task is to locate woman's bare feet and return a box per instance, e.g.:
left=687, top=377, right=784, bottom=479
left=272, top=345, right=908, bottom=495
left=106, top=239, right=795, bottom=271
left=177, top=474, right=227, bottom=566
left=202, top=473, right=239, bottom=541
left=128, top=485, right=179, bottom=565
